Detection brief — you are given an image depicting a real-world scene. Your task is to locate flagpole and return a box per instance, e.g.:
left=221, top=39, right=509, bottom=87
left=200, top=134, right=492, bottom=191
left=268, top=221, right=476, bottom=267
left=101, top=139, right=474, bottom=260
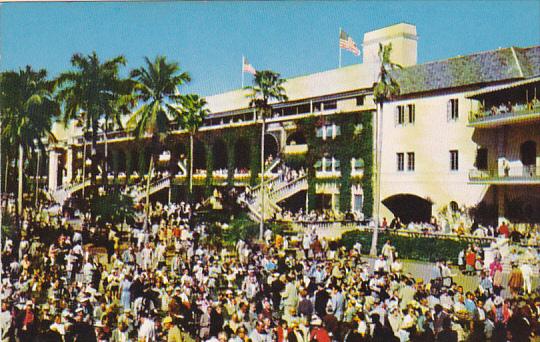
left=339, top=27, right=342, bottom=68
left=241, top=55, right=245, bottom=88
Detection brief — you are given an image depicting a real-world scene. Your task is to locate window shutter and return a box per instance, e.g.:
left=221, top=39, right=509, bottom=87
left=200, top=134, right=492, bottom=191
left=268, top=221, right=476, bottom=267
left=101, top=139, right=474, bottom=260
left=405, top=105, right=410, bottom=125
left=447, top=100, right=452, bottom=121
left=394, top=106, right=399, bottom=126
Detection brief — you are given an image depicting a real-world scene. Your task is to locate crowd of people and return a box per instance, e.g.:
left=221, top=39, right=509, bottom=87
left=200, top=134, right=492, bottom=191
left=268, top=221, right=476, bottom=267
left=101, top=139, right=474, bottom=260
left=1, top=197, right=539, bottom=342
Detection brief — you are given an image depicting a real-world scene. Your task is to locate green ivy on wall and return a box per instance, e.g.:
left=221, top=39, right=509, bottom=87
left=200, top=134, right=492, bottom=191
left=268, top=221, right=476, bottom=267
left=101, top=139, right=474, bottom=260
left=297, top=111, right=373, bottom=216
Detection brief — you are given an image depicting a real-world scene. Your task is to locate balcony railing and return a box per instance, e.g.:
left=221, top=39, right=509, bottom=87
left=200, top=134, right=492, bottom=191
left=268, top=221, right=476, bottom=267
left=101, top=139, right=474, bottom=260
left=468, top=102, right=540, bottom=127
left=469, top=165, right=540, bottom=183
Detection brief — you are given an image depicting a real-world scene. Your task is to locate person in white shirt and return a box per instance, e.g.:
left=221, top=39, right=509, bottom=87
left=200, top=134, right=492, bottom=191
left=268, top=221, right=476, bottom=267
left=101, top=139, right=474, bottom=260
left=373, top=255, right=388, bottom=274
left=137, top=315, right=156, bottom=342
left=520, top=262, right=533, bottom=294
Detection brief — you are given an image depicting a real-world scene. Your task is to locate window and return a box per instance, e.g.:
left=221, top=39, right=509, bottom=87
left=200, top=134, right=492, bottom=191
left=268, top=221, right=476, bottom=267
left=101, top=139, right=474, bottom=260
left=356, top=96, right=365, bottom=106
left=396, top=105, right=405, bottom=125
left=448, top=99, right=459, bottom=121
left=322, top=100, right=337, bottom=111
left=317, top=124, right=340, bottom=140
left=475, top=148, right=488, bottom=170
left=354, top=194, right=363, bottom=212
left=407, top=152, right=415, bottom=171
left=397, top=153, right=405, bottom=171
left=407, top=104, right=415, bottom=124
left=450, top=150, right=459, bottom=171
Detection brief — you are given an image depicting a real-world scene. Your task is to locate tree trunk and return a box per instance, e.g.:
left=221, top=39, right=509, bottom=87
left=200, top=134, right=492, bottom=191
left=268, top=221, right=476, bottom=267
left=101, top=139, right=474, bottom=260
left=35, top=150, right=40, bottom=208
left=144, top=156, right=154, bottom=232
left=17, top=143, right=24, bottom=224
left=82, top=135, right=87, bottom=198
left=189, top=133, right=194, bottom=196
left=104, top=129, right=109, bottom=186
left=259, top=118, right=265, bottom=240
left=370, top=102, right=383, bottom=256
left=91, top=119, right=98, bottom=187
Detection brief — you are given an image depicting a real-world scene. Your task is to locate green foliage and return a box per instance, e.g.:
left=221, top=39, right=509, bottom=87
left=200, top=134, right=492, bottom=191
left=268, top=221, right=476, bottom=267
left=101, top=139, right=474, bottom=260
left=225, top=132, right=236, bottom=189
left=223, top=213, right=259, bottom=243
left=282, top=153, right=307, bottom=169
left=204, top=141, right=214, bottom=197
left=298, top=111, right=373, bottom=214
left=373, top=43, right=402, bottom=104
left=340, top=230, right=472, bottom=263
left=90, top=191, right=136, bottom=228
left=249, top=130, right=261, bottom=186
left=1, top=212, right=18, bottom=243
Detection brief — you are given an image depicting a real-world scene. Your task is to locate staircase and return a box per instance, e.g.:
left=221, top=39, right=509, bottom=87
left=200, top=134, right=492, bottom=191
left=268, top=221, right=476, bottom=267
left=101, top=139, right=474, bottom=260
left=242, top=168, right=308, bottom=221
left=133, top=176, right=171, bottom=202
left=51, top=178, right=92, bottom=205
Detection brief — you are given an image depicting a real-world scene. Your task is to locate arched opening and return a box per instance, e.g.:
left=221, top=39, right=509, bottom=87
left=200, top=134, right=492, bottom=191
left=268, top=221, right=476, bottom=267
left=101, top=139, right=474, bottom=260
left=521, top=140, right=537, bottom=177
left=521, top=140, right=536, bottom=165
left=449, top=201, right=459, bottom=213
left=213, top=139, right=228, bottom=170
left=382, top=194, right=433, bottom=224
left=287, top=131, right=306, bottom=145
left=193, top=140, right=206, bottom=171
left=506, top=194, right=540, bottom=223
left=264, top=134, right=279, bottom=160
left=235, top=137, right=251, bottom=171
left=116, top=150, right=126, bottom=173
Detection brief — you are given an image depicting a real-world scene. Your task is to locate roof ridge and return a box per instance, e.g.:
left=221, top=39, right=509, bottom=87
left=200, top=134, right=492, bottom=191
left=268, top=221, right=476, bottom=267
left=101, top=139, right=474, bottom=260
left=403, top=47, right=515, bottom=70
left=510, top=46, right=524, bottom=78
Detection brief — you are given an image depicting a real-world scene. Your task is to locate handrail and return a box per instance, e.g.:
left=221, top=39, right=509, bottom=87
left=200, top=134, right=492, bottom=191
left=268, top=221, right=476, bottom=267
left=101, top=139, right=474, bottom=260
left=469, top=165, right=540, bottom=180
left=469, top=104, right=540, bottom=123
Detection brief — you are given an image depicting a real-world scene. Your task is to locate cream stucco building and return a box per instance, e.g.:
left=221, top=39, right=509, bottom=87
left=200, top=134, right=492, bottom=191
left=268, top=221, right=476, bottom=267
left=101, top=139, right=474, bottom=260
left=45, top=23, right=540, bottom=224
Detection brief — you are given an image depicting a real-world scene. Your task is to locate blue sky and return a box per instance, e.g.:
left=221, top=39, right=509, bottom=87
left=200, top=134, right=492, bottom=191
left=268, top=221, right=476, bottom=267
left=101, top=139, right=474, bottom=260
left=1, top=1, right=539, bottom=96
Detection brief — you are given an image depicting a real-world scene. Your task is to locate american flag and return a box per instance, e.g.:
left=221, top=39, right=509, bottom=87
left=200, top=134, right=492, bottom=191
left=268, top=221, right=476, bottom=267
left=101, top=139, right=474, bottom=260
left=243, top=57, right=256, bottom=75
left=339, top=29, right=360, bottom=56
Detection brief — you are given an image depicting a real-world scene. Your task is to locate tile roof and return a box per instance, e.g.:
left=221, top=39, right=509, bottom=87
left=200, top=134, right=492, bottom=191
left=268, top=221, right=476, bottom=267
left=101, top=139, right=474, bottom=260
left=394, top=46, right=540, bottom=96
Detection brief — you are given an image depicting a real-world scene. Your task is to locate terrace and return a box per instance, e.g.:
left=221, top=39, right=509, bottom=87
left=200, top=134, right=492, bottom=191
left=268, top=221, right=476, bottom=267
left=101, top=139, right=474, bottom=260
left=467, top=76, right=540, bottom=128
left=469, top=165, right=540, bottom=184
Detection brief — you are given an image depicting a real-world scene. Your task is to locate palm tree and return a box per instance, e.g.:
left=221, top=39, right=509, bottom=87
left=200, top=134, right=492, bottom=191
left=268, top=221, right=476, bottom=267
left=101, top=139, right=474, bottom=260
left=169, top=94, right=209, bottom=197
left=0, top=67, right=59, bottom=223
left=127, top=55, right=191, bottom=220
left=56, top=52, right=128, bottom=187
left=370, top=43, right=401, bottom=256
left=245, top=70, right=288, bottom=240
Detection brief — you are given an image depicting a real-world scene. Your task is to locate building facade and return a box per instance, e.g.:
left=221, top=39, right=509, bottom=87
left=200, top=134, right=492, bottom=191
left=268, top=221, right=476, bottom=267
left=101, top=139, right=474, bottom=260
left=45, top=23, right=540, bottom=224
left=380, top=47, right=540, bottom=225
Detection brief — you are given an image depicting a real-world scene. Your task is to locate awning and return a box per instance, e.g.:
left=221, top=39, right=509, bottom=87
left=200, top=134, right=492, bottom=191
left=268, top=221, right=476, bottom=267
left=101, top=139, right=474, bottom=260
left=466, top=77, right=540, bottom=98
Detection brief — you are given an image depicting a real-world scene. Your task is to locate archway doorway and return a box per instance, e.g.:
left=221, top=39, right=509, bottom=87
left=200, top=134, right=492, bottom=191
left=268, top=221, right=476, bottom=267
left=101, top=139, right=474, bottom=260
left=193, top=140, right=206, bottom=171
left=382, top=194, right=433, bottom=224
left=287, top=131, right=306, bottom=145
left=521, top=141, right=537, bottom=177
left=264, top=134, right=279, bottom=160
left=213, top=139, right=228, bottom=170
left=235, top=137, right=251, bottom=171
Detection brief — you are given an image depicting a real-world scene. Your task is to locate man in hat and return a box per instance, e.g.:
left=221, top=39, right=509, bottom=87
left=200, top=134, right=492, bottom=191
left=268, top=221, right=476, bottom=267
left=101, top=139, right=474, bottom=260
left=67, top=308, right=97, bottom=342
left=309, top=315, right=330, bottom=342
left=163, top=316, right=183, bottom=342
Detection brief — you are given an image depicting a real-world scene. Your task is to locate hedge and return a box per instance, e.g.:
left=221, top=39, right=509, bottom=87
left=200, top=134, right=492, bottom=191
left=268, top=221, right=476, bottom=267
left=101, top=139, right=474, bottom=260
left=339, top=230, right=475, bottom=263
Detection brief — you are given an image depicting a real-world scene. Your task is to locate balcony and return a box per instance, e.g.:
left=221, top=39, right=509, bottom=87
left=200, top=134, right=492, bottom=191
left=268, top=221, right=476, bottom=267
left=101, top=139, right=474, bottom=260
left=468, top=102, right=540, bottom=128
left=469, top=165, right=540, bottom=184
left=283, top=144, right=308, bottom=155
